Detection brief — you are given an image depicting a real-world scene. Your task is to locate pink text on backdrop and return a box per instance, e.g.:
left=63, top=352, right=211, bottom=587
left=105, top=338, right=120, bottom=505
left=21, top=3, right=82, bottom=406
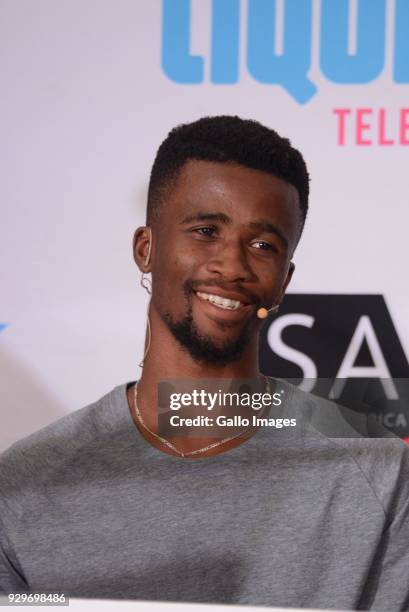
left=333, top=108, right=409, bottom=146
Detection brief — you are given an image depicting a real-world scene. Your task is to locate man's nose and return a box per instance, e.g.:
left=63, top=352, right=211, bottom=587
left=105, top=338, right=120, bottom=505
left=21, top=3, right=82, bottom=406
left=206, top=238, right=255, bottom=282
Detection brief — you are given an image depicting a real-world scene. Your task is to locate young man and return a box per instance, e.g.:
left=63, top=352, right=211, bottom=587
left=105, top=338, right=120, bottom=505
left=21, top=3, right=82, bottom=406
left=1, top=116, right=408, bottom=610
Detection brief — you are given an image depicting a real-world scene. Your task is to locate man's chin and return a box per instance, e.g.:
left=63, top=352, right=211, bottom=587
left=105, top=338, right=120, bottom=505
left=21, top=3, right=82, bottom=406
left=163, top=311, right=252, bottom=367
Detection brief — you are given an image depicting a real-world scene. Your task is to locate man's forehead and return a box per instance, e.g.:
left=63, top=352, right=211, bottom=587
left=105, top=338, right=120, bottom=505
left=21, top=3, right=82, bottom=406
left=175, top=158, right=292, bottom=187
left=167, top=159, right=300, bottom=214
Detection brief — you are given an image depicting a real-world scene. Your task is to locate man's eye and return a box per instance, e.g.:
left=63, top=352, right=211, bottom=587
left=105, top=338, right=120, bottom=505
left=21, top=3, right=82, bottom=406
left=194, top=227, right=216, bottom=237
left=252, top=240, right=275, bottom=251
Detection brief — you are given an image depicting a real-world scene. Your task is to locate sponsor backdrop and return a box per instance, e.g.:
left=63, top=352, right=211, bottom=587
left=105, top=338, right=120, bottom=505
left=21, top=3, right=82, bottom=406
left=1, top=0, right=408, bottom=451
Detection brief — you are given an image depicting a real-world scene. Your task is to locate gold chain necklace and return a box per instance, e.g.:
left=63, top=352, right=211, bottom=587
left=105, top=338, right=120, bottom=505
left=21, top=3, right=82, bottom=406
left=132, top=377, right=272, bottom=458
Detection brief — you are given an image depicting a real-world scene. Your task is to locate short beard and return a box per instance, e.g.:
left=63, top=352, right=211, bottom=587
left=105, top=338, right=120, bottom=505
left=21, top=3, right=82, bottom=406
left=161, top=281, right=254, bottom=367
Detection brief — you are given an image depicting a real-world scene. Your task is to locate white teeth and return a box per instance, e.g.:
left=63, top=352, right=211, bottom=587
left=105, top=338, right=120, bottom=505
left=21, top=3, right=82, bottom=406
left=196, top=291, right=242, bottom=310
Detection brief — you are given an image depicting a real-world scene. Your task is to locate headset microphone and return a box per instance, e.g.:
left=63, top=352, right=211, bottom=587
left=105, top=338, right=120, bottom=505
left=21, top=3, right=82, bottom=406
left=257, top=305, right=280, bottom=319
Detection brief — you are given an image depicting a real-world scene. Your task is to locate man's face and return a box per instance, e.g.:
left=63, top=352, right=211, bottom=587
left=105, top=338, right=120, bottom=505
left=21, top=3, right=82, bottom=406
left=149, top=160, right=302, bottom=366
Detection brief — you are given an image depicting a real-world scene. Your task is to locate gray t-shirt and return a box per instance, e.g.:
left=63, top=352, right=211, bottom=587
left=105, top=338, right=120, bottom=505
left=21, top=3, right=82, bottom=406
left=1, top=380, right=409, bottom=610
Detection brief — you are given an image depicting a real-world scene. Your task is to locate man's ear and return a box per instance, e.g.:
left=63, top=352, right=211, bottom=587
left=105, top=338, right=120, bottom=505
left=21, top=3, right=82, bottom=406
left=277, top=261, right=295, bottom=305
left=133, top=226, right=152, bottom=273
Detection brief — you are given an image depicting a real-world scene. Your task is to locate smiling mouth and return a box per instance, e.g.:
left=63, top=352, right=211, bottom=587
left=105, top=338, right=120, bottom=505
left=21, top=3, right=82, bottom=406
left=195, top=291, right=244, bottom=311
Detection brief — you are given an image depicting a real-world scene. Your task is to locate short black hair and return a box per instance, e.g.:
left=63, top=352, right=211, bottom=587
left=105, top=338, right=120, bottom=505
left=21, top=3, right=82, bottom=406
left=147, top=115, right=309, bottom=226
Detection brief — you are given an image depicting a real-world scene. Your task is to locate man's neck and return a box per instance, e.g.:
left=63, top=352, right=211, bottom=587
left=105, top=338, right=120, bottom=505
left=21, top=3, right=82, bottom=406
left=126, top=311, right=264, bottom=458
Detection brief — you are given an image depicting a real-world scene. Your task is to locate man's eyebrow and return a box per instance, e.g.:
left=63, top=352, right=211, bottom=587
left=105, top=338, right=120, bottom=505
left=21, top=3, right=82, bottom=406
left=180, top=212, right=288, bottom=248
left=180, top=212, right=232, bottom=225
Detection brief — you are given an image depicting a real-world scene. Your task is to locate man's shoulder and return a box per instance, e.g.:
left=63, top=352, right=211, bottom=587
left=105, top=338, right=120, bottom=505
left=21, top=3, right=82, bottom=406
left=0, top=383, right=128, bottom=495
left=276, top=377, right=409, bottom=515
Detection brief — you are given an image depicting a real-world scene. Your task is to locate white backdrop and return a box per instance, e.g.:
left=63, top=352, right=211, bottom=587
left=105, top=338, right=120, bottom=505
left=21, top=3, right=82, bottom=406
left=1, top=0, right=408, bottom=452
